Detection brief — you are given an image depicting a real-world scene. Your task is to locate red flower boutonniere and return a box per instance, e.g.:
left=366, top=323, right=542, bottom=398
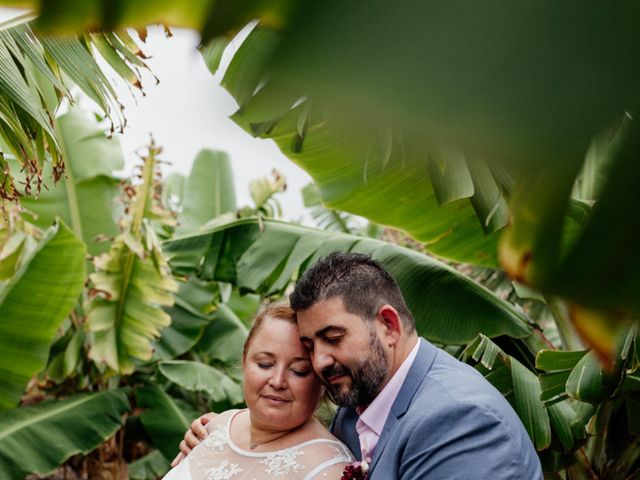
left=341, top=459, right=370, bottom=480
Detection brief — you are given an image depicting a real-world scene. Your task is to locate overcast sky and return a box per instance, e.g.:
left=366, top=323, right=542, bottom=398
left=0, top=8, right=312, bottom=220
left=110, top=26, right=312, bottom=220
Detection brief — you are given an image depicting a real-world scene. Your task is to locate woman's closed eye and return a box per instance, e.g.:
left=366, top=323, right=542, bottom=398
left=257, top=362, right=310, bottom=377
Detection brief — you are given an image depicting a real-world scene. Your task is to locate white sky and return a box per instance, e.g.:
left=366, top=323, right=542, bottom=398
left=0, top=9, right=312, bottom=220
left=110, top=26, right=312, bottom=219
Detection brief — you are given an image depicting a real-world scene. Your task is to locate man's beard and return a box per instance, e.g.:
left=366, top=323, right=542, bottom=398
left=322, top=330, right=389, bottom=408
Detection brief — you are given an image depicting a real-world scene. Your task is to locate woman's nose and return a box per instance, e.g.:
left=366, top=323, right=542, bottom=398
left=268, top=366, right=287, bottom=389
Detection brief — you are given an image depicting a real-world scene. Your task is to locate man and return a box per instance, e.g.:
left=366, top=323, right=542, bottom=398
left=178, top=252, right=542, bottom=479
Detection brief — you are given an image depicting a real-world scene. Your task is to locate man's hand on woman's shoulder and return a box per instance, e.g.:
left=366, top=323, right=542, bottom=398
left=170, top=412, right=217, bottom=467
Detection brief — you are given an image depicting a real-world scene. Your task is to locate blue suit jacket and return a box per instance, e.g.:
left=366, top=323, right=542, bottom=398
left=330, top=338, right=543, bottom=479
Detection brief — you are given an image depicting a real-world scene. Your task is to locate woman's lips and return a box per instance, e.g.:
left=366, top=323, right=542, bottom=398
left=262, top=394, right=290, bottom=403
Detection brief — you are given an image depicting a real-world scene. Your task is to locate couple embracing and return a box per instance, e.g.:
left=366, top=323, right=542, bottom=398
left=165, top=252, right=542, bottom=479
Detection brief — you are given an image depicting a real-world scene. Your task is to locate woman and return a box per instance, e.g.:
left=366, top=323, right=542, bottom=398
left=163, top=302, right=355, bottom=480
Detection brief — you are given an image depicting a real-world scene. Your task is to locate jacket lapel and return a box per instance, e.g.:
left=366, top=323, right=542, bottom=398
left=330, top=406, right=362, bottom=460
left=368, top=338, right=437, bottom=473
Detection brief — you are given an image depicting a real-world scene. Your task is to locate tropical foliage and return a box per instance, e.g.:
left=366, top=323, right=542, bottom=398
left=0, top=219, right=86, bottom=410
left=0, top=14, right=149, bottom=204
left=11, top=4, right=639, bottom=348
left=0, top=3, right=639, bottom=479
left=197, top=20, right=638, bottom=363
left=0, top=110, right=253, bottom=478
left=0, top=389, right=130, bottom=479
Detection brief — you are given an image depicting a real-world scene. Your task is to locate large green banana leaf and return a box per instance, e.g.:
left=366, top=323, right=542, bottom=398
left=216, top=24, right=640, bottom=358
left=0, top=221, right=86, bottom=411
left=18, top=108, right=123, bottom=255
left=154, top=278, right=217, bottom=360
left=264, top=3, right=638, bottom=169
left=155, top=276, right=248, bottom=362
left=214, top=27, right=506, bottom=268
left=173, top=149, right=237, bottom=234
left=499, top=120, right=640, bottom=358
left=194, top=303, right=248, bottom=365
left=163, top=218, right=532, bottom=344
left=223, top=14, right=640, bottom=343
left=159, top=360, right=243, bottom=405
left=136, top=385, right=198, bottom=462
left=0, top=389, right=130, bottom=479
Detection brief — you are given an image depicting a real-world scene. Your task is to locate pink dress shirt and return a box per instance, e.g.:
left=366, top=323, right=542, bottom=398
left=355, top=339, right=420, bottom=461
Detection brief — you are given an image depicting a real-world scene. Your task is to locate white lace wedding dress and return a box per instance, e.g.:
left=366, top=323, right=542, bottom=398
left=163, top=410, right=355, bottom=480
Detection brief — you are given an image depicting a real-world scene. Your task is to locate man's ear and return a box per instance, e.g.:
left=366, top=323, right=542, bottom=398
left=376, top=304, right=402, bottom=345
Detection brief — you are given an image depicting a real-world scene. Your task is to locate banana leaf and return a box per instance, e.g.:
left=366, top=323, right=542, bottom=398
left=128, top=450, right=169, bottom=480
left=536, top=350, right=587, bottom=406
left=0, top=221, right=86, bottom=411
left=272, top=2, right=636, bottom=160
left=219, top=26, right=505, bottom=267
left=159, top=360, right=243, bottom=405
left=0, top=389, right=130, bottom=479
left=218, top=14, right=640, bottom=355
left=87, top=223, right=178, bottom=374
left=220, top=22, right=640, bottom=358
left=565, top=351, right=621, bottom=404
left=136, top=385, right=199, bottom=462
left=175, top=149, right=237, bottom=234
left=154, top=278, right=218, bottom=360
left=163, top=218, right=532, bottom=344
left=194, top=303, right=248, bottom=365
left=86, top=149, right=178, bottom=374
left=46, top=327, right=85, bottom=383
left=18, top=108, right=123, bottom=255
left=464, top=335, right=577, bottom=452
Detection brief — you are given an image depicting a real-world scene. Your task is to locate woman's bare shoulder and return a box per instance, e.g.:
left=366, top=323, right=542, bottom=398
left=304, top=417, right=340, bottom=440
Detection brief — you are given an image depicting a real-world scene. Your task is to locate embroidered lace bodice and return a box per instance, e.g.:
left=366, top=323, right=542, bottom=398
left=163, top=410, right=354, bottom=480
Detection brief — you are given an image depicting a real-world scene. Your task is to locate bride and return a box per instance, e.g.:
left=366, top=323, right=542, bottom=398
left=163, top=303, right=354, bottom=480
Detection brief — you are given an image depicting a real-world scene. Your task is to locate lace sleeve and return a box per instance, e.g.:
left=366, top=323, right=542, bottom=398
left=301, top=441, right=355, bottom=480
left=307, top=461, right=352, bottom=480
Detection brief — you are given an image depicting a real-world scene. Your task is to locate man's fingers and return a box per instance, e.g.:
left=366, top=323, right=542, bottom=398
left=179, top=439, right=191, bottom=457
left=185, top=430, right=202, bottom=449
left=190, top=417, right=208, bottom=440
left=170, top=452, right=183, bottom=468
left=201, top=413, right=215, bottom=425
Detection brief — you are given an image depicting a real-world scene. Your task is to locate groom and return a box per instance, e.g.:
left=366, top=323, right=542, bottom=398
left=179, top=252, right=542, bottom=479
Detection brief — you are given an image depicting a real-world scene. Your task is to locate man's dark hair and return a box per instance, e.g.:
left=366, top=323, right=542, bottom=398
left=290, top=252, right=415, bottom=332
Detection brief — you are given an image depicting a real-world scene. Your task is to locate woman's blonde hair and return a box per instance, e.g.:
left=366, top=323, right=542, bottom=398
left=242, top=302, right=297, bottom=361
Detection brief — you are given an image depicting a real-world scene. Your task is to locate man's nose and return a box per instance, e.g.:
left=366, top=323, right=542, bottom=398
left=268, top=366, right=287, bottom=390
left=311, top=346, right=334, bottom=375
